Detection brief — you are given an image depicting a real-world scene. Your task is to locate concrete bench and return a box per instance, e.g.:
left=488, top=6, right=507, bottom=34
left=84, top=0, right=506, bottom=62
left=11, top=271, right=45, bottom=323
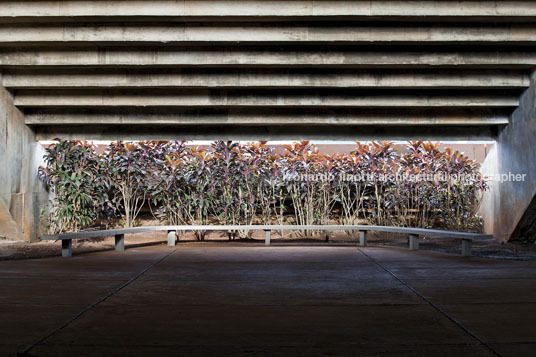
left=41, top=225, right=491, bottom=258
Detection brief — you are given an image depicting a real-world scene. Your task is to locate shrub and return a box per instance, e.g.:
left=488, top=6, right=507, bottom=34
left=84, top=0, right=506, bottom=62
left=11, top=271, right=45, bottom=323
left=38, top=141, right=103, bottom=233
left=39, top=140, right=488, bottom=235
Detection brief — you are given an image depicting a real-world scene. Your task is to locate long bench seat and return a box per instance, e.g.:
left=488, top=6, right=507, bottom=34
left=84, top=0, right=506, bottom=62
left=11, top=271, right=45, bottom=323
left=40, top=225, right=492, bottom=258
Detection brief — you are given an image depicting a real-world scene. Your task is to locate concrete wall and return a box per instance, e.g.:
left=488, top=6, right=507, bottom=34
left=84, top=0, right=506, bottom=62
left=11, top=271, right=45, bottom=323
left=0, top=70, right=45, bottom=241
left=480, top=71, right=536, bottom=241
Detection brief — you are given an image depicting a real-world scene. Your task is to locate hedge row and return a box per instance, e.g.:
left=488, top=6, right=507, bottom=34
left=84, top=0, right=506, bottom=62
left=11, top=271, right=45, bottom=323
left=39, top=140, right=487, bottom=237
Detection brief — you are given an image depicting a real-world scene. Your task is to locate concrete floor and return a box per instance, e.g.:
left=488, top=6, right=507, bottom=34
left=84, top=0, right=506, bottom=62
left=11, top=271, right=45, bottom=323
left=1, top=245, right=535, bottom=356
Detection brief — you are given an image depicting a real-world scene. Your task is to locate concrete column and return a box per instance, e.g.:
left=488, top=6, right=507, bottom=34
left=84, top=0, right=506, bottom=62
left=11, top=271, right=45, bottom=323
left=115, top=234, right=125, bottom=251
left=264, top=230, right=271, bottom=246
left=61, top=239, right=72, bottom=257
left=461, top=239, right=473, bottom=257
left=167, top=230, right=176, bottom=246
left=409, top=234, right=419, bottom=250
left=359, top=231, right=367, bottom=247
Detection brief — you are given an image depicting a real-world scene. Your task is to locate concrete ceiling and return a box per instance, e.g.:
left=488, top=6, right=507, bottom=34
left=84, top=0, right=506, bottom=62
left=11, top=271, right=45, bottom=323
left=0, top=0, right=535, bottom=140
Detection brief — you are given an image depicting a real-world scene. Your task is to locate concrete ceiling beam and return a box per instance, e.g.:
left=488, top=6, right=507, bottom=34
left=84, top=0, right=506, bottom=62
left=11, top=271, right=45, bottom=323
left=24, top=110, right=510, bottom=126
left=14, top=91, right=519, bottom=108
left=4, top=70, right=529, bottom=89
left=2, top=24, right=536, bottom=45
left=1, top=49, right=536, bottom=68
left=0, top=1, right=535, bottom=21
left=32, top=124, right=499, bottom=141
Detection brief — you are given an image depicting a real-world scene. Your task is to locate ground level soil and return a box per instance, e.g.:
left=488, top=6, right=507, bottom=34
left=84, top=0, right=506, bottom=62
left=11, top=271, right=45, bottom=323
left=1, top=229, right=536, bottom=261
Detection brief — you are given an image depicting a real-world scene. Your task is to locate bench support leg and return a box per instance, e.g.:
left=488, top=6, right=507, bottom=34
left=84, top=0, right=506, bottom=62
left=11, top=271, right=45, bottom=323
left=265, top=230, right=271, bottom=246
left=359, top=231, right=367, bottom=247
left=115, top=234, right=125, bottom=251
left=167, top=230, right=176, bottom=247
left=409, top=234, right=419, bottom=250
left=61, top=239, right=72, bottom=257
left=325, top=231, right=329, bottom=242
left=462, top=239, right=472, bottom=257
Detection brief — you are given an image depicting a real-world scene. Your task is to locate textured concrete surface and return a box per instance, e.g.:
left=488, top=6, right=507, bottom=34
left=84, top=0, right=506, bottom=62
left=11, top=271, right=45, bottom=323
left=0, top=73, right=47, bottom=242
left=1, top=245, right=535, bottom=356
left=481, top=71, right=536, bottom=242
left=4, top=24, right=536, bottom=45
left=25, top=109, right=510, bottom=127
left=0, top=201, right=23, bottom=241
left=3, top=49, right=536, bottom=68
left=16, top=90, right=518, bottom=108
left=4, top=70, right=528, bottom=89
left=1, top=1, right=535, bottom=20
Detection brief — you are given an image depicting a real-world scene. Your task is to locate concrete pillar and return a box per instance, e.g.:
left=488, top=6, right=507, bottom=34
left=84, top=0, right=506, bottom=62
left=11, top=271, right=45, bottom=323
left=264, top=230, right=271, bottom=246
left=462, top=239, right=473, bottom=257
left=167, top=230, right=176, bottom=246
left=359, top=231, right=367, bottom=247
left=61, top=239, right=72, bottom=257
left=115, top=234, right=125, bottom=251
left=409, top=234, right=419, bottom=250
